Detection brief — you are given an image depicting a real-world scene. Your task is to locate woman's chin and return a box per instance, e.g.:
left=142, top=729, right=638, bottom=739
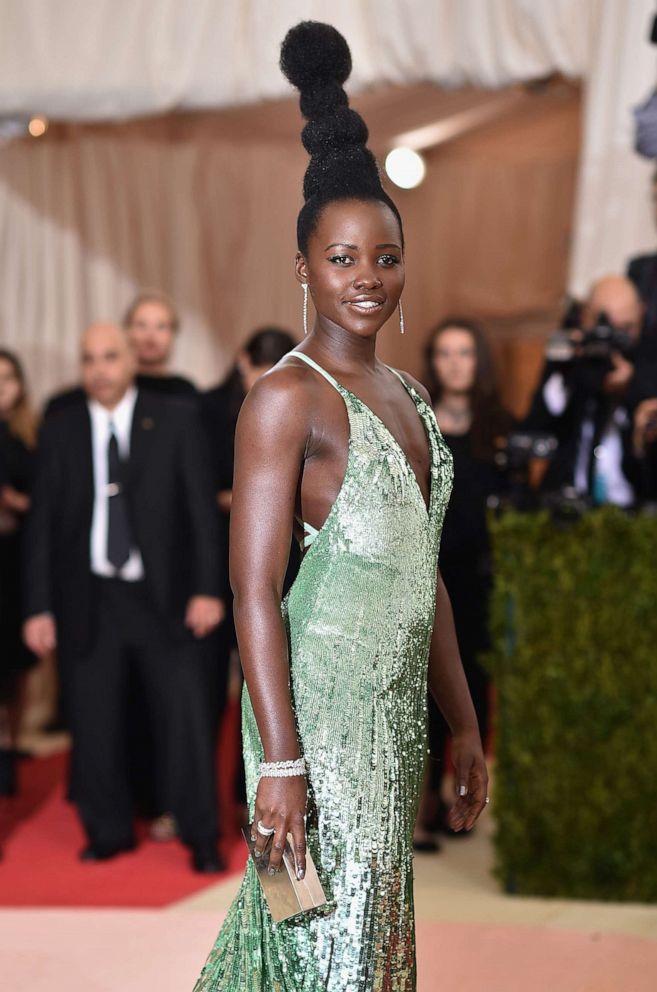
left=340, top=314, right=395, bottom=338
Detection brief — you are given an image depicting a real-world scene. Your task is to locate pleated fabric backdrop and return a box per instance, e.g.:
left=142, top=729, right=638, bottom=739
left=0, top=0, right=655, bottom=410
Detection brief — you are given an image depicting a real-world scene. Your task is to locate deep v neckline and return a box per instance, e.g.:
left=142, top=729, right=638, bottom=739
left=292, top=351, right=434, bottom=518
left=341, top=373, right=434, bottom=518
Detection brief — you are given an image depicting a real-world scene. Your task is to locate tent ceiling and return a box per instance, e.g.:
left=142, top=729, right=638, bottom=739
left=0, top=0, right=593, bottom=122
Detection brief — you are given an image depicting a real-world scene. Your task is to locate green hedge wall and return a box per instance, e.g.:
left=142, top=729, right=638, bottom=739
left=485, top=507, right=657, bottom=902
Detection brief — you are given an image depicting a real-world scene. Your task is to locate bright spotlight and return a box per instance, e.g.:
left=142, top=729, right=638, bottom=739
left=384, top=147, right=426, bottom=189
left=28, top=116, right=48, bottom=138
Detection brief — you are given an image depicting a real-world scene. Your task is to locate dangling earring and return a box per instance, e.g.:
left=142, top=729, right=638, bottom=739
left=302, top=283, right=309, bottom=336
left=398, top=299, right=405, bottom=335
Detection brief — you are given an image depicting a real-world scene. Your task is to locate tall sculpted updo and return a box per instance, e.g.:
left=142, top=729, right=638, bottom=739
left=280, top=21, right=404, bottom=254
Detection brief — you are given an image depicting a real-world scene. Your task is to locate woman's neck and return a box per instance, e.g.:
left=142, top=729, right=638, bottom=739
left=306, top=321, right=379, bottom=374
left=435, top=391, right=472, bottom=434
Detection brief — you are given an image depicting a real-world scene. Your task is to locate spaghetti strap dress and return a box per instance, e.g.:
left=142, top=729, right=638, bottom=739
left=193, top=350, right=453, bottom=991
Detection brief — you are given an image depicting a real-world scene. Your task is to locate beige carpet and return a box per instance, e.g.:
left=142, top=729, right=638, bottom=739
left=175, top=793, right=657, bottom=940
left=3, top=777, right=657, bottom=990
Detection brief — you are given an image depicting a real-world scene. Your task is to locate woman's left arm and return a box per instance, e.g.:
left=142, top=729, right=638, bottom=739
left=428, top=571, right=489, bottom=831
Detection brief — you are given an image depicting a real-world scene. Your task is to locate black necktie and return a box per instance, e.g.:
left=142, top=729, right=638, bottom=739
left=106, top=424, right=132, bottom=570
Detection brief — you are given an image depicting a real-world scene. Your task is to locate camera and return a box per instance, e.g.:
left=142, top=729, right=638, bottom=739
left=494, top=431, right=558, bottom=472
left=545, top=312, right=635, bottom=365
left=488, top=431, right=558, bottom=512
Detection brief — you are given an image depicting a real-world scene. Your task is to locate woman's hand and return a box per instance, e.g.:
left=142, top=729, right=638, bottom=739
left=447, top=729, right=489, bottom=832
left=251, top=774, right=307, bottom=880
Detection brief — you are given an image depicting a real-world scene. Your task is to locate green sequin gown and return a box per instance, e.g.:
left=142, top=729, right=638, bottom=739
left=193, top=351, right=453, bottom=992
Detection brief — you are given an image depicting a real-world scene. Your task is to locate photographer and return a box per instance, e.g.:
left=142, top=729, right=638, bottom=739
left=524, top=275, right=650, bottom=506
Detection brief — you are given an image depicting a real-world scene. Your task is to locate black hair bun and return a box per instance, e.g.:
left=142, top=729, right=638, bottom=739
left=280, top=19, right=403, bottom=253
left=301, top=107, right=368, bottom=155
left=303, top=146, right=381, bottom=202
left=280, top=21, right=352, bottom=98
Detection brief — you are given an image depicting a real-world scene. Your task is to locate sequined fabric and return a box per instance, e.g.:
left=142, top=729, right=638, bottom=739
left=193, top=355, right=453, bottom=991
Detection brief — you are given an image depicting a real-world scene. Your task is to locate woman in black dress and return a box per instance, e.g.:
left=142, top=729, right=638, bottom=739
left=414, top=319, right=512, bottom=849
left=0, top=349, right=38, bottom=795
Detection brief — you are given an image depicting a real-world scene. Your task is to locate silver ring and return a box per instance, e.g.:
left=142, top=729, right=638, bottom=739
left=256, top=819, right=276, bottom=837
left=485, top=796, right=490, bottom=804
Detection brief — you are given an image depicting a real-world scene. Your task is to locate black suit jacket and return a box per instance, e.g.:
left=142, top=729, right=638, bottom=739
left=23, top=390, right=226, bottom=659
left=523, top=361, right=642, bottom=498
left=628, top=254, right=657, bottom=344
left=44, top=373, right=197, bottom=418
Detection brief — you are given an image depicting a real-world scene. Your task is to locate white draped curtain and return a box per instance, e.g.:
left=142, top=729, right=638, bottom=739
left=1, top=0, right=597, bottom=119
left=1, top=0, right=656, bottom=400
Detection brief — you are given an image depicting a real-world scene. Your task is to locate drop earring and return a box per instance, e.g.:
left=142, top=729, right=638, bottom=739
left=398, top=300, right=405, bottom=335
left=302, top=283, right=309, bottom=336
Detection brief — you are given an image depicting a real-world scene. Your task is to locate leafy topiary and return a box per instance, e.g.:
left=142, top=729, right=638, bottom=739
left=484, top=507, right=657, bottom=901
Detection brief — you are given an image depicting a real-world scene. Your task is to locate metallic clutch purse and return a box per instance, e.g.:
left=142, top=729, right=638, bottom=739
left=241, top=826, right=329, bottom=923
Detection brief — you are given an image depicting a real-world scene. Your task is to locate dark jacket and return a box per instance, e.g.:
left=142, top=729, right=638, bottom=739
left=44, top=374, right=197, bottom=418
left=628, top=253, right=657, bottom=352
left=23, top=390, right=225, bottom=658
left=523, top=360, right=642, bottom=498
left=627, top=255, right=657, bottom=399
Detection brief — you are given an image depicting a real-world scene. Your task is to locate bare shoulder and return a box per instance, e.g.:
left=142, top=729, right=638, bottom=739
left=235, top=357, right=318, bottom=446
left=389, top=367, right=432, bottom=407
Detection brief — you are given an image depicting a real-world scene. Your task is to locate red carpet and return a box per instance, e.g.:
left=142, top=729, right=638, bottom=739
left=0, top=701, right=247, bottom=907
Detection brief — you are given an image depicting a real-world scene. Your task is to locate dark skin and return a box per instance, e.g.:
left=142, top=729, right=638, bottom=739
left=230, top=198, right=488, bottom=881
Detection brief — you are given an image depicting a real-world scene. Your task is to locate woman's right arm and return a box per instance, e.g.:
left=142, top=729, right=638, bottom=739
left=229, top=366, right=310, bottom=879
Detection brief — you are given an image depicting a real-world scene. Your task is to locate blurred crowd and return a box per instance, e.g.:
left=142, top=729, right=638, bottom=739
left=1, top=198, right=656, bottom=867
left=0, top=294, right=297, bottom=872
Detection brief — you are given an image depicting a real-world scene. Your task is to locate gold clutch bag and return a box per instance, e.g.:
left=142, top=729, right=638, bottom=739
left=241, top=826, right=329, bottom=923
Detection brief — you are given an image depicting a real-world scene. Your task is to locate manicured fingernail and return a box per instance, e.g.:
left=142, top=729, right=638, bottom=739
left=268, top=866, right=276, bottom=875
left=254, top=850, right=261, bottom=858
left=250, top=833, right=256, bottom=842
left=297, top=868, right=305, bottom=880
left=458, top=784, right=467, bottom=796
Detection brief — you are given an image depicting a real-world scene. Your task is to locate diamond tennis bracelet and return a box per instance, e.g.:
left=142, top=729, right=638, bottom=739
left=258, top=757, right=308, bottom=778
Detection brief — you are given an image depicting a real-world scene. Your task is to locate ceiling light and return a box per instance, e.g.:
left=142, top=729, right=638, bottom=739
left=28, top=116, right=48, bottom=138
left=384, top=147, right=426, bottom=189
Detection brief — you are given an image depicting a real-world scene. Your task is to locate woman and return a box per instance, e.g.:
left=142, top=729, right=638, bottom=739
left=194, top=22, right=488, bottom=992
left=413, top=320, right=512, bottom=850
left=0, top=349, right=38, bottom=795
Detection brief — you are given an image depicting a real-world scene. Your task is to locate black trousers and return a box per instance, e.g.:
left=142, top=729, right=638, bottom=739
left=69, top=577, right=219, bottom=853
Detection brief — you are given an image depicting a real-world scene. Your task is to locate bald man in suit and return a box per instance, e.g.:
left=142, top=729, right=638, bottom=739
left=23, top=323, right=226, bottom=871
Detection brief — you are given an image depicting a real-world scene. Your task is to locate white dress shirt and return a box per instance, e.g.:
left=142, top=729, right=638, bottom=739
left=88, top=385, right=145, bottom=580
left=543, top=372, right=634, bottom=506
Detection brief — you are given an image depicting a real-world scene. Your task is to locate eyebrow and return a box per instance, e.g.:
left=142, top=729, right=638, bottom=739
left=324, top=242, right=401, bottom=251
